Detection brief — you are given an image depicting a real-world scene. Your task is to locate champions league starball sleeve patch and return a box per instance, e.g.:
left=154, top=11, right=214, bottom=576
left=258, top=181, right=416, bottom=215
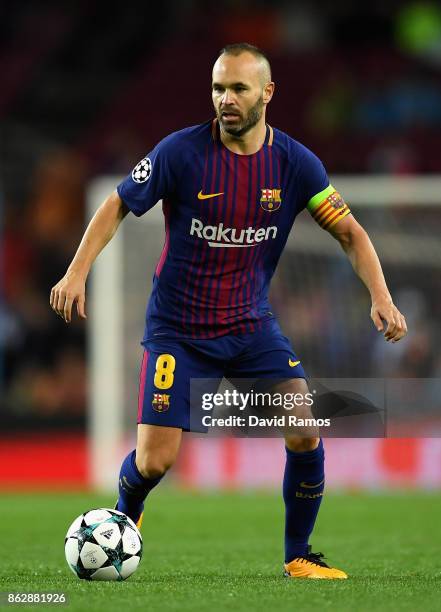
left=132, top=157, right=152, bottom=183
left=117, top=135, right=176, bottom=216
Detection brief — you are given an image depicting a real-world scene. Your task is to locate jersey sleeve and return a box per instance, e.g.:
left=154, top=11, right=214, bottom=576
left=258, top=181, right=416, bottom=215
left=298, top=146, right=351, bottom=230
left=116, top=134, right=177, bottom=217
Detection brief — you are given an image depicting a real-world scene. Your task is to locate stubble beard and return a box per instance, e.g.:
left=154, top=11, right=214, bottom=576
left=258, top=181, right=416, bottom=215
left=218, top=95, right=264, bottom=137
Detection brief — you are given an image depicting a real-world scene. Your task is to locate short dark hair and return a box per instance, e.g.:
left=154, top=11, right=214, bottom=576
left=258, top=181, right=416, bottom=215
left=218, top=42, right=272, bottom=80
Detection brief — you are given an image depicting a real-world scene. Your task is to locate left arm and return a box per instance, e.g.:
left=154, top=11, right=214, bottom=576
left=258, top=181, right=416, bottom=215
left=328, top=215, right=407, bottom=343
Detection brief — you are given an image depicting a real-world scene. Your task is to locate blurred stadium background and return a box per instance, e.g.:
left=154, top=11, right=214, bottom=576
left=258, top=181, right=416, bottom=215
left=1, top=0, right=441, bottom=492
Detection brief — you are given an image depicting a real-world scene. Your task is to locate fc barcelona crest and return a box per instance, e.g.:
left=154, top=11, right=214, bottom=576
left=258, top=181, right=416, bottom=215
left=260, top=188, right=282, bottom=212
left=152, top=393, right=170, bottom=413
left=327, top=192, right=346, bottom=209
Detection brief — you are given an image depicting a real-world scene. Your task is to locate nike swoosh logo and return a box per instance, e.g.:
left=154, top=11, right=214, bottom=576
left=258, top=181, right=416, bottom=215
left=198, top=190, right=224, bottom=200
left=289, top=359, right=300, bottom=367
left=300, top=478, right=325, bottom=489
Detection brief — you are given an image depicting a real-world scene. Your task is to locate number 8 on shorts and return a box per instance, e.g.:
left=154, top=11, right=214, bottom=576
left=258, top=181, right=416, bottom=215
left=153, top=354, right=176, bottom=390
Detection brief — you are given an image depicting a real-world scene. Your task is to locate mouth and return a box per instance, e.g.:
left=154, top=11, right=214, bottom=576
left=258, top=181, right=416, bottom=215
left=221, top=111, right=241, bottom=121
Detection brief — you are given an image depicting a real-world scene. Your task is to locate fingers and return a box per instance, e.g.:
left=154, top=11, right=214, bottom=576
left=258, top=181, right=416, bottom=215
left=384, top=316, right=398, bottom=341
left=56, top=289, right=67, bottom=319
left=50, top=284, right=85, bottom=323
left=50, top=269, right=87, bottom=323
left=383, top=309, right=407, bottom=343
left=64, top=295, right=74, bottom=323
left=76, top=295, right=87, bottom=319
left=372, top=301, right=408, bottom=343
left=50, top=286, right=64, bottom=319
left=371, top=310, right=384, bottom=332
left=392, top=313, right=407, bottom=342
left=400, top=313, right=408, bottom=335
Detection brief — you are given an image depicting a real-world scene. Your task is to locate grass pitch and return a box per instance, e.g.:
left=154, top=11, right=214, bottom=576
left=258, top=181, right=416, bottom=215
left=0, top=490, right=440, bottom=611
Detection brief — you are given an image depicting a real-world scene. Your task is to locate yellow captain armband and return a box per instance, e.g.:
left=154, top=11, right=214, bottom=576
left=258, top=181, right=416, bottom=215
left=307, top=184, right=351, bottom=230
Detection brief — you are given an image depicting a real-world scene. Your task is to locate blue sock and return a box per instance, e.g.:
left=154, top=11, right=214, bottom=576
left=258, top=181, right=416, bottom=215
left=283, top=439, right=325, bottom=563
left=116, top=450, right=164, bottom=523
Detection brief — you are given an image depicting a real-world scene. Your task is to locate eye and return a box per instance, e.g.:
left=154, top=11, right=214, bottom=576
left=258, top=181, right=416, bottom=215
left=234, top=86, right=247, bottom=92
left=212, top=85, right=224, bottom=93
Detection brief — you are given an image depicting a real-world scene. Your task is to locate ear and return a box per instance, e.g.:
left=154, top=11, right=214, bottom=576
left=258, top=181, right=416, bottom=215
left=263, top=81, right=275, bottom=104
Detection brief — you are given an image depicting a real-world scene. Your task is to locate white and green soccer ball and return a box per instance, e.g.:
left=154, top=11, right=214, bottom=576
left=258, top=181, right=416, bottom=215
left=64, top=508, right=142, bottom=581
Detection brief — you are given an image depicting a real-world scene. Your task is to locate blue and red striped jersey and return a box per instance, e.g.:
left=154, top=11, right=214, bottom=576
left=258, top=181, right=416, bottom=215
left=117, top=119, right=350, bottom=340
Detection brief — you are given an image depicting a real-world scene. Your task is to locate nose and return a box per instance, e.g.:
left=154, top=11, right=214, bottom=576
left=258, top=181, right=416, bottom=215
left=221, top=89, right=235, bottom=106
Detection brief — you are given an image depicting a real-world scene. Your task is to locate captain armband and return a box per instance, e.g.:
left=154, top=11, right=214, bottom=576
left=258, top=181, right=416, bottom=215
left=307, top=185, right=351, bottom=230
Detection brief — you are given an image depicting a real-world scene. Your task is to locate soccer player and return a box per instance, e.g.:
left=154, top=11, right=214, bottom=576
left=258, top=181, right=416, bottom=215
left=50, top=43, right=407, bottom=579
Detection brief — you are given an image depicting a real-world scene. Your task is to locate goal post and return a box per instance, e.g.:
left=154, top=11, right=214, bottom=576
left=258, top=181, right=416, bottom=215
left=87, top=175, right=441, bottom=491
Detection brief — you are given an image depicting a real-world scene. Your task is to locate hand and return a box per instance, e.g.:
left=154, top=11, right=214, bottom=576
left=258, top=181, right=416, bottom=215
left=371, top=296, right=407, bottom=343
left=50, top=270, right=87, bottom=323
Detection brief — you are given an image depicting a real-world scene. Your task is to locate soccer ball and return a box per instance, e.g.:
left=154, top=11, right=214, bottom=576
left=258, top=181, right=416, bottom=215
left=64, top=508, right=142, bottom=581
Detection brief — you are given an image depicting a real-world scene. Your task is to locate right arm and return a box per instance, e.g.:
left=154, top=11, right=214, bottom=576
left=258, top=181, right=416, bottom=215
left=50, top=191, right=129, bottom=323
left=52, top=133, right=178, bottom=322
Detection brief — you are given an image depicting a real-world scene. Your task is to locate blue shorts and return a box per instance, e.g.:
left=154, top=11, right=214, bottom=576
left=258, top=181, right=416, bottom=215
left=136, top=319, right=306, bottom=431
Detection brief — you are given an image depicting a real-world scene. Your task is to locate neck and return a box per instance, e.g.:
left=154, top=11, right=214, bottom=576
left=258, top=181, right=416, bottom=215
left=219, top=116, right=267, bottom=155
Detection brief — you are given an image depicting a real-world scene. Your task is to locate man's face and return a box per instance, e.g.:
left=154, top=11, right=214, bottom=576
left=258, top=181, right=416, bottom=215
left=212, top=52, right=272, bottom=137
